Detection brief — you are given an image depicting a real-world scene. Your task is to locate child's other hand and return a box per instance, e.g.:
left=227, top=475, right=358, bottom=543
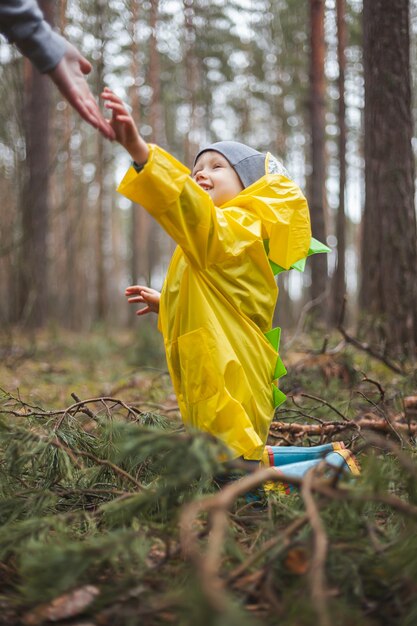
left=101, top=88, right=149, bottom=164
left=125, top=285, right=160, bottom=315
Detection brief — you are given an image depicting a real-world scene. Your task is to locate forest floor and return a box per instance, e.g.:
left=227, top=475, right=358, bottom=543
left=0, top=326, right=417, bottom=626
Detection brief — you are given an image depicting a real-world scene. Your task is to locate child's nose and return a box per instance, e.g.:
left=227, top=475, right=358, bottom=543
left=195, top=169, right=208, bottom=181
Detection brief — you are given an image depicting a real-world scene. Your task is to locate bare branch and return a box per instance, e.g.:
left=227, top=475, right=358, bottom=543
left=301, top=467, right=330, bottom=626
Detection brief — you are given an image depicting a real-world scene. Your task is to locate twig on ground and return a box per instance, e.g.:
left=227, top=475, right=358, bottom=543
left=54, top=487, right=130, bottom=498
left=360, top=376, right=385, bottom=403
left=180, top=467, right=285, bottom=612
left=54, top=396, right=143, bottom=430
left=270, top=415, right=417, bottom=440
left=270, top=420, right=357, bottom=438
left=227, top=514, right=309, bottom=583
left=132, top=401, right=180, bottom=413
left=301, top=467, right=330, bottom=626
left=286, top=399, right=327, bottom=425
left=284, top=289, right=330, bottom=349
left=70, top=392, right=96, bottom=420
left=180, top=457, right=417, bottom=616
left=51, top=437, right=145, bottom=491
left=356, top=391, right=406, bottom=446
left=267, top=432, right=297, bottom=445
left=337, top=296, right=406, bottom=375
left=0, top=390, right=144, bottom=426
left=299, top=392, right=350, bottom=422
left=361, top=432, right=415, bottom=468
left=365, top=521, right=390, bottom=554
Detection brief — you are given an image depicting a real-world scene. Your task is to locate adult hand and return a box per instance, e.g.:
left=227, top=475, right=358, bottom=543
left=49, top=43, right=115, bottom=140
left=125, top=285, right=160, bottom=316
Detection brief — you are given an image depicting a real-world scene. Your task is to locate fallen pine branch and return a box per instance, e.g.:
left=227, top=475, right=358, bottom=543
left=270, top=415, right=417, bottom=438
left=179, top=457, right=417, bottom=621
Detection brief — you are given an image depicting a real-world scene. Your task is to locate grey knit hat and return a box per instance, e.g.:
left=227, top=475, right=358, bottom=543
left=194, top=141, right=267, bottom=189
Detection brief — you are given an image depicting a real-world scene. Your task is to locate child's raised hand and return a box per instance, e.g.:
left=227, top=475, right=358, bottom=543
left=101, top=88, right=149, bottom=164
left=125, top=285, right=160, bottom=316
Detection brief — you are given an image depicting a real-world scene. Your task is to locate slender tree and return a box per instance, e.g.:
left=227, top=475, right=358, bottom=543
left=183, top=0, right=199, bottom=166
left=61, top=2, right=79, bottom=328
left=147, top=0, right=164, bottom=283
left=308, top=0, right=328, bottom=315
left=17, top=0, right=53, bottom=326
left=93, top=0, right=110, bottom=322
left=361, top=0, right=417, bottom=358
left=149, top=0, right=163, bottom=146
left=331, top=0, right=347, bottom=324
left=128, top=0, right=150, bottom=288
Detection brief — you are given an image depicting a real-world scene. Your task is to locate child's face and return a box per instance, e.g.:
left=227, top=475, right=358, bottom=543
left=192, top=151, right=244, bottom=206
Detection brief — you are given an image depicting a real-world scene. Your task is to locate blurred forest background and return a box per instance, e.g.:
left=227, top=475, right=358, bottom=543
left=0, top=0, right=415, bottom=360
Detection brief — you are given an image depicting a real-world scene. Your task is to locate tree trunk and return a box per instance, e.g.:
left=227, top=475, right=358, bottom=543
left=60, top=2, right=79, bottom=328
left=149, top=0, right=163, bottom=146
left=147, top=0, right=164, bottom=284
left=361, top=0, right=417, bottom=358
left=94, top=0, right=107, bottom=322
left=17, top=0, right=53, bottom=327
left=308, top=0, right=328, bottom=317
left=183, top=0, right=199, bottom=166
left=128, top=0, right=152, bottom=290
left=331, top=0, right=347, bottom=325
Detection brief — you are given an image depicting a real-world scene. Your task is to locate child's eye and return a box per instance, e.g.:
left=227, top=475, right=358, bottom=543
left=213, top=164, right=222, bottom=169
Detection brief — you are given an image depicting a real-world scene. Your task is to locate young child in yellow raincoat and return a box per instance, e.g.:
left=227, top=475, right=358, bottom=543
left=102, top=88, right=359, bottom=481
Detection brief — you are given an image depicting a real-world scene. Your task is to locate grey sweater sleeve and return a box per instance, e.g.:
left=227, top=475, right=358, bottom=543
left=0, top=0, right=67, bottom=73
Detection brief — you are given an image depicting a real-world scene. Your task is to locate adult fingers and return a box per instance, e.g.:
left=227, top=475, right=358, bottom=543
left=83, top=97, right=115, bottom=138
left=78, top=55, right=92, bottom=75
left=69, top=91, right=114, bottom=139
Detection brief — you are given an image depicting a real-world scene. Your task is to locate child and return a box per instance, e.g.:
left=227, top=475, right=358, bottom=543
left=102, top=88, right=359, bottom=479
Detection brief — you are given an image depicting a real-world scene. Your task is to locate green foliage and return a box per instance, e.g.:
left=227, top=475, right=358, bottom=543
left=19, top=528, right=151, bottom=603
left=126, top=320, right=167, bottom=369
left=1, top=330, right=417, bottom=625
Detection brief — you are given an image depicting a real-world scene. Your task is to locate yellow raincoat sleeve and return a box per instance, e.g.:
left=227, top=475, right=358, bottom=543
left=117, top=144, right=311, bottom=271
left=117, top=144, right=246, bottom=269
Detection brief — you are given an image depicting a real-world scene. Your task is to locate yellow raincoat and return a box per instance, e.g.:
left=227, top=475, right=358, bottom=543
left=118, top=144, right=311, bottom=460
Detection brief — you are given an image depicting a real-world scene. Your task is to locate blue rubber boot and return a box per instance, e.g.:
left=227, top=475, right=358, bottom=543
left=263, top=447, right=360, bottom=495
left=262, top=442, right=346, bottom=468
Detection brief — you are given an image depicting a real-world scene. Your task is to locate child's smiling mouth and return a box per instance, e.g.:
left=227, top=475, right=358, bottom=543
left=198, top=182, right=212, bottom=191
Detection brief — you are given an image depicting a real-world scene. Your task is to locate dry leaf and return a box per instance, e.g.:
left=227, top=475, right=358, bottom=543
left=23, top=585, right=100, bottom=625
left=284, top=547, right=310, bottom=575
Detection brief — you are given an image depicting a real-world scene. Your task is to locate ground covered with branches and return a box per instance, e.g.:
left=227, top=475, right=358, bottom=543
left=1, top=328, right=417, bottom=626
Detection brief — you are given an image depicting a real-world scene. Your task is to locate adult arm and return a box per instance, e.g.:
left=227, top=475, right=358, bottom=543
left=0, top=0, right=114, bottom=139
left=0, top=0, right=66, bottom=72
